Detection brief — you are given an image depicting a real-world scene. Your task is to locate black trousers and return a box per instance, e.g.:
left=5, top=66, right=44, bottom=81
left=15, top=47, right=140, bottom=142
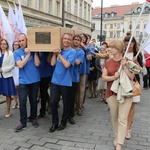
left=39, top=77, right=51, bottom=115
left=50, top=83, right=70, bottom=125
left=143, top=67, right=150, bottom=88
left=69, top=82, right=78, bottom=118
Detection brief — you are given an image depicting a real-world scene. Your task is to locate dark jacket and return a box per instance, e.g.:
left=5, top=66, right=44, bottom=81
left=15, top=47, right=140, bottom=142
left=95, top=58, right=106, bottom=79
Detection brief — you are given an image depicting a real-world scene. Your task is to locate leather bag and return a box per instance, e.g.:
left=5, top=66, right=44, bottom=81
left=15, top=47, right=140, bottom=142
left=132, top=79, right=142, bottom=96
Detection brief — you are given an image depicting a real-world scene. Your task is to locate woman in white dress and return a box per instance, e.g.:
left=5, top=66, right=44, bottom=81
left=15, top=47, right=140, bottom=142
left=123, top=32, right=143, bottom=139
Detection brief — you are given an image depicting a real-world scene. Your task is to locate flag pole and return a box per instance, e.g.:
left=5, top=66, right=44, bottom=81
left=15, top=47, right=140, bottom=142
left=118, top=0, right=147, bottom=72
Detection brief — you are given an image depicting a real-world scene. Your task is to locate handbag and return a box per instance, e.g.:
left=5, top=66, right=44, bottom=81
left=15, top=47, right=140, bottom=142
left=142, top=66, right=147, bottom=76
left=132, top=78, right=142, bottom=96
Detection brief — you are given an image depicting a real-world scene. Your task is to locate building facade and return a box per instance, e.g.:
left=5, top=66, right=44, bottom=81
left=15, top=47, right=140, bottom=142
left=92, top=2, right=150, bottom=44
left=1, top=0, right=93, bottom=34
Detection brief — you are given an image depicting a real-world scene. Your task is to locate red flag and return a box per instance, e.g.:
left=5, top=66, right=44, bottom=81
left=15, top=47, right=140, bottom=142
left=147, top=0, right=150, bottom=3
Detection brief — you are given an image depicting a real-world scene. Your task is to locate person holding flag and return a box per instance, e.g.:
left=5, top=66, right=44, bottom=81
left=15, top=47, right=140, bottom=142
left=0, top=5, right=13, bottom=50
left=123, top=32, right=143, bottom=140
left=102, top=39, right=134, bottom=150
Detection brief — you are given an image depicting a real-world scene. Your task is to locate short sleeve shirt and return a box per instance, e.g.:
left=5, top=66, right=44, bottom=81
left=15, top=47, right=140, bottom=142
left=14, top=48, right=40, bottom=84
left=52, top=48, right=76, bottom=86
left=72, top=48, right=84, bottom=82
left=104, top=58, right=121, bottom=98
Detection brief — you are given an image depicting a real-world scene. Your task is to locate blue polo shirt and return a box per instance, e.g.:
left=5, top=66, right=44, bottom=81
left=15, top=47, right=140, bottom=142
left=14, top=48, right=40, bottom=84
left=38, top=52, right=52, bottom=78
left=72, top=48, right=84, bottom=83
left=79, top=47, right=86, bottom=74
left=51, top=48, right=76, bottom=86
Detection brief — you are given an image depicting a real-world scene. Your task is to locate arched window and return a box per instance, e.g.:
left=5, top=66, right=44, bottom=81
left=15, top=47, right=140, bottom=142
left=137, top=7, right=141, bottom=13
left=145, top=6, right=149, bottom=12
left=105, top=13, right=108, bottom=18
left=111, top=12, right=114, bottom=17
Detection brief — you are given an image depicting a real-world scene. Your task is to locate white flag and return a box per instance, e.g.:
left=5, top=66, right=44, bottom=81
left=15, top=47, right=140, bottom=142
left=143, top=36, right=150, bottom=54
left=8, top=5, right=16, bottom=42
left=145, top=14, right=150, bottom=35
left=17, top=0, right=27, bottom=35
left=0, top=5, right=13, bottom=50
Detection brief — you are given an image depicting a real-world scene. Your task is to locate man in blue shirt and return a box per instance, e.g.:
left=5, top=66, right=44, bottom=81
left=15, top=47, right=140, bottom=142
left=68, top=34, right=84, bottom=124
left=14, top=33, right=40, bottom=132
left=49, top=33, right=76, bottom=132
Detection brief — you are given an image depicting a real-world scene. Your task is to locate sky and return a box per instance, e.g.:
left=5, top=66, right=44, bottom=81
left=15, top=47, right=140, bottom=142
left=92, top=0, right=145, bottom=8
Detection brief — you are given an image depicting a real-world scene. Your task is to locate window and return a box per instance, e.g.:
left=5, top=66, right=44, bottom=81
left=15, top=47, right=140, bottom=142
left=145, top=7, right=149, bottom=12
left=129, top=22, right=132, bottom=30
left=56, top=1, right=60, bottom=16
left=144, top=23, right=147, bottom=29
left=104, top=24, right=107, bottom=29
left=84, top=2, right=87, bottom=19
left=110, top=32, right=113, bottom=38
left=137, top=7, right=141, bottom=13
left=103, top=31, right=106, bottom=35
left=92, top=23, right=95, bottom=29
left=105, top=13, right=108, bottom=18
left=137, top=24, right=140, bottom=29
left=144, top=32, right=148, bottom=37
left=79, top=2, right=82, bottom=17
left=25, top=0, right=30, bottom=6
left=136, top=31, right=139, bottom=37
left=37, top=0, right=40, bottom=10
left=88, top=5, right=90, bottom=20
left=74, top=0, right=77, bottom=15
left=97, top=35, right=100, bottom=42
left=67, top=0, right=71, bottom=12
left=47, top=0, right=51, bottom=14
left=116, top=31, right=120, bottom=38
left=116, top=24, right=120, bottom=29
left=111, top=12, right=115, bottom=17
left=110, top=24, right=113, bottom=29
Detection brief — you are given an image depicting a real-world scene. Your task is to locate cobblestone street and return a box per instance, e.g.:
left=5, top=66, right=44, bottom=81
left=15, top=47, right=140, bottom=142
left=0, top=88, right=150, bottom=150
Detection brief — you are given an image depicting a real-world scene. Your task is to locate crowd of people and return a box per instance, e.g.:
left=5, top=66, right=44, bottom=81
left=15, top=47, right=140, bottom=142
left=0, top=31, right=149, bottom=150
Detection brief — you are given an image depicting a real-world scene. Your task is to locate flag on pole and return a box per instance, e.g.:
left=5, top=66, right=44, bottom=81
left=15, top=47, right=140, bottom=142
left=14, top=3, right=19, bottom=34
left=0, top=8, right=4, bottom=38
left=145, top=14, right=150, bottom=34
left=8, top=5, right=16, bottom=42
left=143, top=37, right=150, bottom=54
left=17, top=0, right=27, bottom=35
left=0, top=5, right=13, bottom=50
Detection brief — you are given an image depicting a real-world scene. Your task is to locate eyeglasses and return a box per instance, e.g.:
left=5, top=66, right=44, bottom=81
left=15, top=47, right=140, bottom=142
left=63, top=38, right=72, bottom=41
left=73, top=39, right=81, bottom=41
